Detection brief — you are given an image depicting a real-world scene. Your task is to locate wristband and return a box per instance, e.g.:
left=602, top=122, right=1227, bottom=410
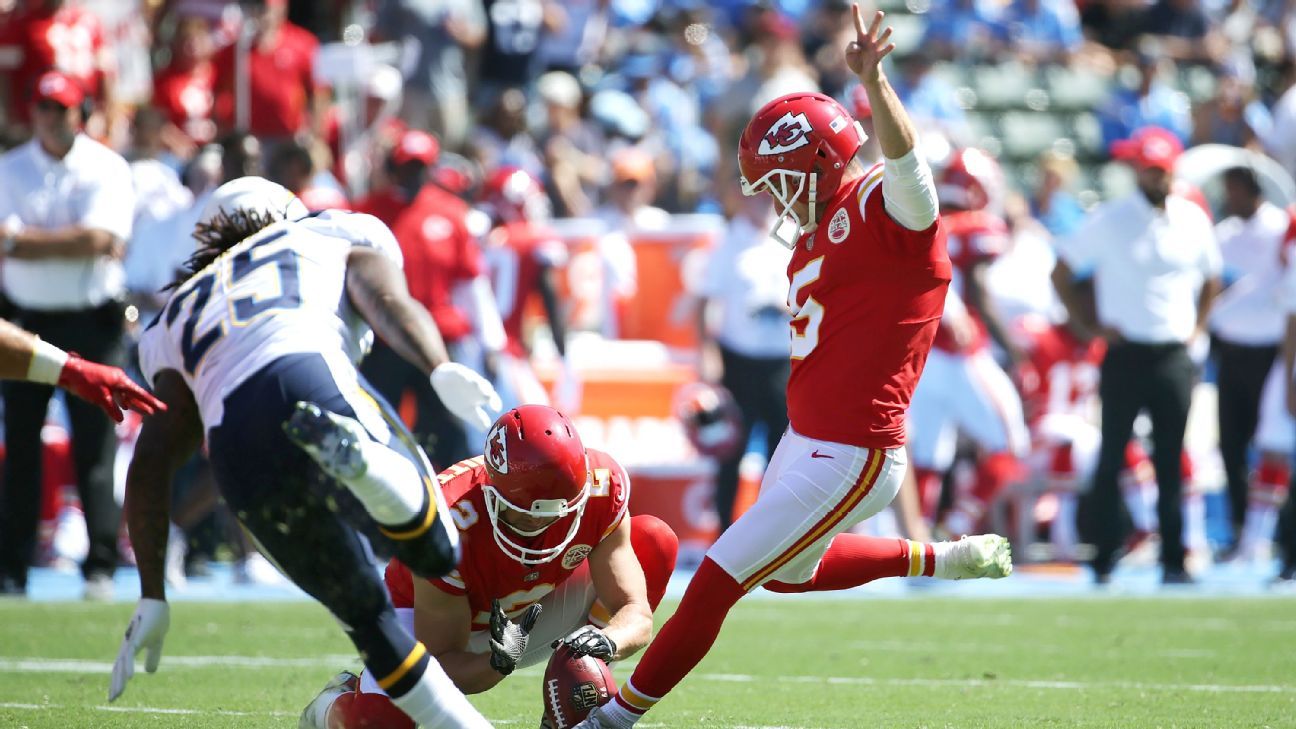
left=28, top=338, right=69, bottom=385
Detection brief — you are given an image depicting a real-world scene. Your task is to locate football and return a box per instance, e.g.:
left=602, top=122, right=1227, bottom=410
left=541, top=644, right=616, bottom=729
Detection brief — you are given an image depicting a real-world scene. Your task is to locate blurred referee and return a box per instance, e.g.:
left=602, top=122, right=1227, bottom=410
left=0, top=71, right=135, bottom=599
left=1051, top=126, right=1222, bottom=584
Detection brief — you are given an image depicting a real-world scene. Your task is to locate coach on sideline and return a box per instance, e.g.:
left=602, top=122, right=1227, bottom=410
left=0, top=70, right=135, bottom=600
left=1051, top=126, right=1222, bottom=585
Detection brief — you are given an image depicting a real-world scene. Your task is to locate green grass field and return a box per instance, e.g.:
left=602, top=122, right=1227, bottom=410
left=1, top=596, right=1294, bottom=728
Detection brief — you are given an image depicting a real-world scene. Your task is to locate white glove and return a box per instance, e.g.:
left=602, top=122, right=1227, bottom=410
left=431, top=362, right=503, bottom=430
left=109, top=598, right=170, bottom=701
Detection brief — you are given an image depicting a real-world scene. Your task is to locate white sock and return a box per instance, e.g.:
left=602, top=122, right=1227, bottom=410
left=594, top=700, right=642, bottom=728
left=389, top=658, right=491, bottom=729
left=1051, top=493, right=1078, bottom=560
left=343, top=438, right=427, bottom=526
left=1182, top=491, right=1207, bottom=552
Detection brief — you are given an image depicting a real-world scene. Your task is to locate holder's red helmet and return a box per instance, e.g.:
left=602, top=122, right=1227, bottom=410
left=482, top=405, right=590, bottom=565
left=738, top=92, right=868, bottom=247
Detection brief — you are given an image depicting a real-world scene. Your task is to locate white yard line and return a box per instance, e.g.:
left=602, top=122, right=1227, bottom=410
left=3, top=655, right=1291, bottom=701
left=0, top=701, right=294, bottom=717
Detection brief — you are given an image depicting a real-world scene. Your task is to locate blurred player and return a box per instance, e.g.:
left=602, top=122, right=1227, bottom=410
left=907, top=147, right=1030, bottom=537
left=576, top=9, right=1012, bottom=728
left=0, top=317, right=161, bottom=421
left=1013, top=315, right=1160, bottom=560
left=300, top=405, right=679, bottom=728
left=110, top=177, right=501, bottom=729
left=478, top=166, right=576, bottom=409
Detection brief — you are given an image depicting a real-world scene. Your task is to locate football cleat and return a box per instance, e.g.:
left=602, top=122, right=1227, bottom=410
left=298, top=670, right=359, bottom=729
left=284, top=402, right=368, bottom=481
left=934, top=534, right=1013, bottom=580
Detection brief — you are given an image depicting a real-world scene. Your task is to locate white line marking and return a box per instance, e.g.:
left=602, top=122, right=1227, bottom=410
left=2, top=656, right=1290, bottom=697
left=0, top=701, right=294, bottom=717
left=0, top=655, right=357, bottom=673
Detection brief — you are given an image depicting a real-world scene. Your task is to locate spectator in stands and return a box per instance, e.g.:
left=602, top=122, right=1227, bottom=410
left=1080, top=0, right=1147, bottom=54
left=1051, top=126, right=1222, bottom=585
left=152, top=15, right=217, bottom=153
left=1030, top=150, right=1086, bottom=237
left=0, top=71, right=135, bottom=599
left=999, top=0, right=1085, bottom=65
left=218, top=129, right=262, bottom=178
left=1136, top=0, right=1224, bottom=65
left=477, top=0, right=558, bottom=103
left=1191, top=68, right=1262, bottom=148
left=372, top=0, right=484, bottom=152
left=1098, top=51, right=1192, bottom=147
left=267, top=140, right=348, bottom=211
left=1209, top=166, right=1291, bottom=561
left=535, top=0, right=609, bottom=75
left=212, top=0, right=320, bottom=144
left=1263, top=58, right=1296, bottom=180
left=889, top=52, right=970, bottom=139
left=590, top=148, right=665, bottom=338
left=0, top=0, right=115, bottom=136
left=536, top=70, right=606, bottom=218
left=469, top=87, right=544, bottom=181
left=922, top=0, right=1003, bottom=63
left=125, top=106, right=182, bottom=172
left=695, top=185, right=790, bottom=531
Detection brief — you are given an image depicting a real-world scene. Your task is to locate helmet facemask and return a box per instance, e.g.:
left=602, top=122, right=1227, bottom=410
left=740, top=168, right=818, bottom=249
left=482, top=479, right=591, bottom=565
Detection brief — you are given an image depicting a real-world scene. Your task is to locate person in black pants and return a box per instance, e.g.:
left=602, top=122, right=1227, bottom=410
left=1207, top=167, right=1292, bottom=551
left=0, top=71, right=137, bottom=598
left=361, top=339, right=471, bottom=469
left=1051, top=126, right=1222, bottom=583
left=715, top=348, right=790, bottom=530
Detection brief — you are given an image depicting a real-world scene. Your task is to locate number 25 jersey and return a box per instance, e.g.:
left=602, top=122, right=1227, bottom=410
left=787, top=163, right=950, bottom=450
left=137, top=210, right=403, bottom=429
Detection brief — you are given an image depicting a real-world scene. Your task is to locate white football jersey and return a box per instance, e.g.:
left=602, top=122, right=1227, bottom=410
left=138, top=210, right=403, bottom=428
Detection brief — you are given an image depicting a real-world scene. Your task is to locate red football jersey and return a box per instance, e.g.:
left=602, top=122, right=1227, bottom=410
left=212, top=22, right=317, bottom=138
left=385, top=448, right=630, bottom=628
left=484, top=222, right=567, bottom=358
left=352, top=186, right=410, bottom=228
left=0, top=6, right=108, bottom=123
left=786, top=163, right=950, bottom=449
left=1015, top=318, right=1104, bottom=429
left=930, top=209, right=1010, bottom=354
left=389, top=184, right=484, bottom=343
left=152, top=62, right=216, bottom=144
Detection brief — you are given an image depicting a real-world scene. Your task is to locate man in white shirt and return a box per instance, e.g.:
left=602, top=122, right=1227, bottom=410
left=694, top=189, right=791, bottom=530
left=1208, top=166, right=1292, bottom=562
left=0, top=70, right=135, bottom=599
left=1051, top=126, right=1222, bottom=585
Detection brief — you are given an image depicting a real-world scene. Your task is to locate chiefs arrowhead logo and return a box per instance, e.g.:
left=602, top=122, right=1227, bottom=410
left=486, top=424, right=508, bottom=473
left=758, top=112, right=814, bottom=155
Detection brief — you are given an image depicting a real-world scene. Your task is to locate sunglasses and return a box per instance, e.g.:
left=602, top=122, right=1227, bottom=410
left=35, top=99, right=70, bottom=113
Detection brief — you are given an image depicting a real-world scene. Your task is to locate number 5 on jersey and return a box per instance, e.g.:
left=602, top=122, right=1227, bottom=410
left=788, top=256, right=825, bottom=359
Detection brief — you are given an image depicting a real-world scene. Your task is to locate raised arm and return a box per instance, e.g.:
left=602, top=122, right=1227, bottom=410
left=846, top=6, right=938, bottom=231
left=346, top=247, right=451, bottom=376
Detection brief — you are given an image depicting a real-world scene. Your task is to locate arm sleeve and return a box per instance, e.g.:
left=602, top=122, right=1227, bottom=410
left=879, top=148, right=939, bottom=232
left=304, top=210, right=404, bottom=268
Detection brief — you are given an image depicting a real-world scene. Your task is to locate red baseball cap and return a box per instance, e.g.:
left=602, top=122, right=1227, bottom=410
left=1111, top=126, right=1183, bottom=172
left=390, top=130, right=440, bottom=167
left=33, top=70, right=85, bottom=109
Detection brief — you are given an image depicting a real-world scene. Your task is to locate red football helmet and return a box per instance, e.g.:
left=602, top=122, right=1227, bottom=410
left=737, top=92, right=868, bottom=247
left=674, top=382, right=743, bottom=460
left=937, top=147, right=1005, bottom=214
left=482, top=405, right=591, bottom=565
left=480, top=166, right=551, bottom=224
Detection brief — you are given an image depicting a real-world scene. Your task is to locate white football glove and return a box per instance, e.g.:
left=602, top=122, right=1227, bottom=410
left=430, top=362, right=503, bottom=430
left=109, top=598, right=170, bottom=701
